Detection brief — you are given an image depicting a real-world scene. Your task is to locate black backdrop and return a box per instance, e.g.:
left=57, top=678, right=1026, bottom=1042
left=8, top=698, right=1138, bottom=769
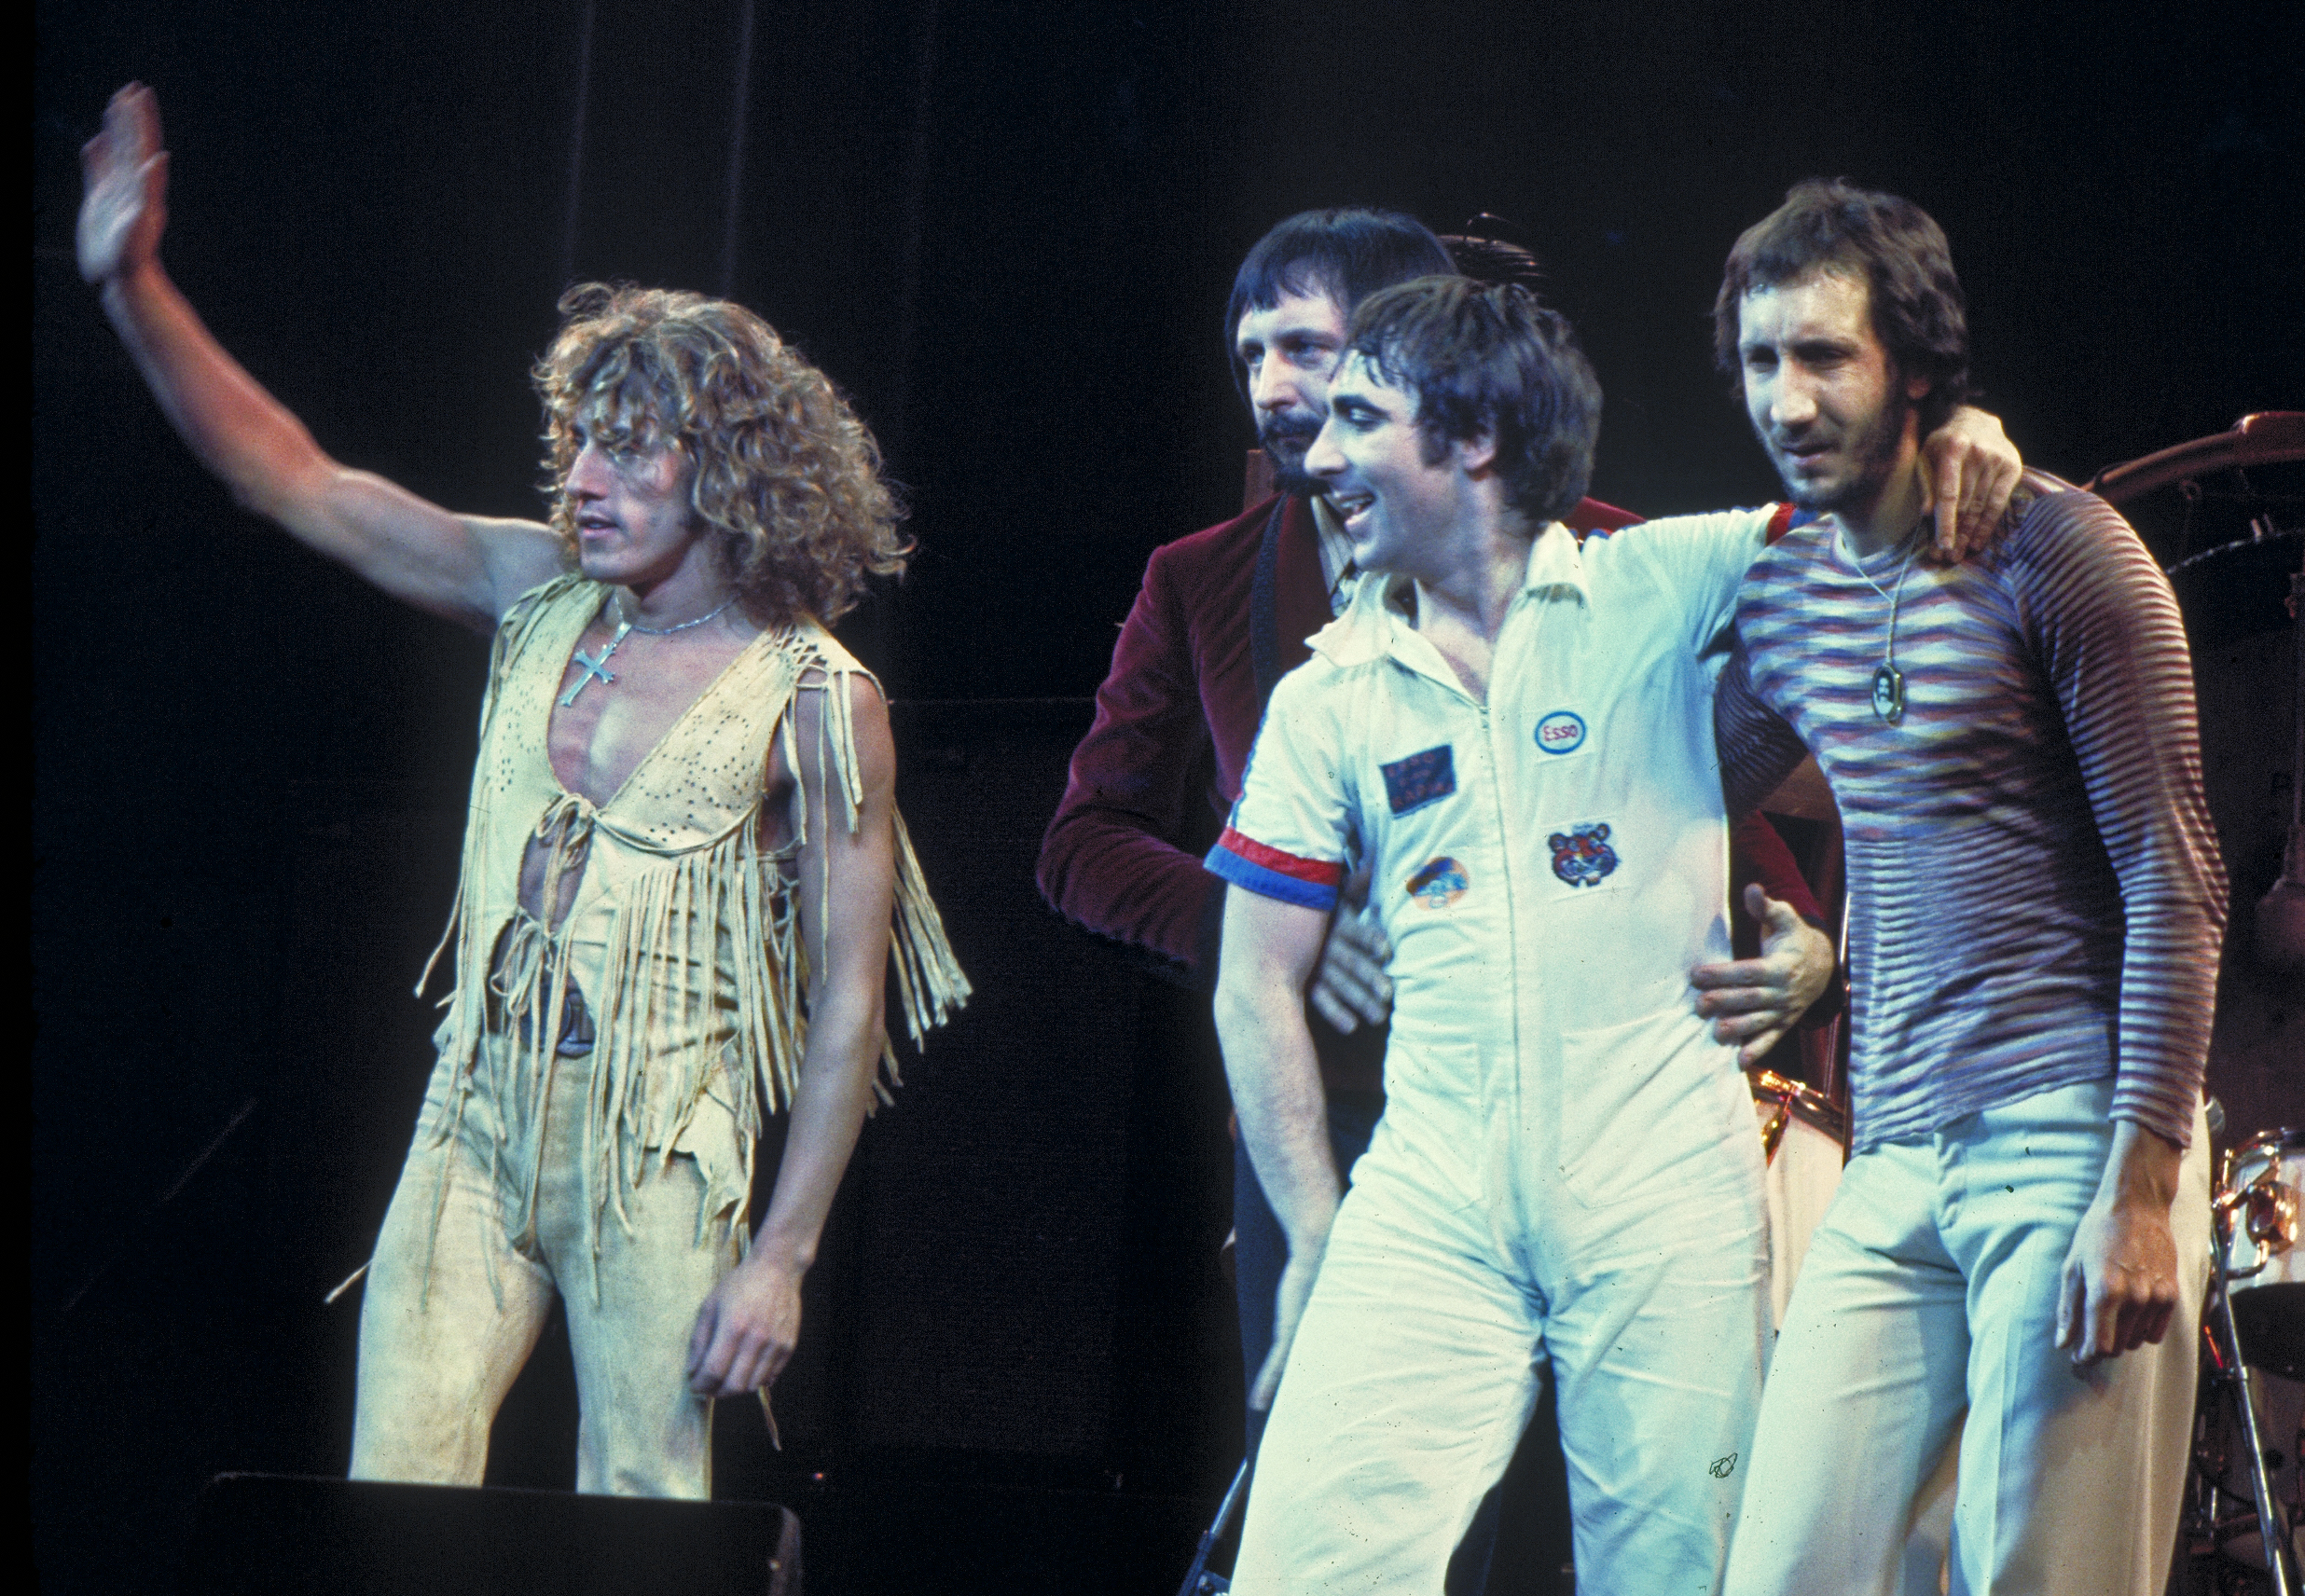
left=33, top=2, right=2303, bottom=1590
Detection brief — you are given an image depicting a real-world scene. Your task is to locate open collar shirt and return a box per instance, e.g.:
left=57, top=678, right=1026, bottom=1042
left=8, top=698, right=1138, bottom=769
left=1208, top=509, right=1773, bottom=1102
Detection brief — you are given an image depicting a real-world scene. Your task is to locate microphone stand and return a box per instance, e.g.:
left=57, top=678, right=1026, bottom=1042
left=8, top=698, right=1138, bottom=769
left=1175, top=1458, right=1251, bottom=1596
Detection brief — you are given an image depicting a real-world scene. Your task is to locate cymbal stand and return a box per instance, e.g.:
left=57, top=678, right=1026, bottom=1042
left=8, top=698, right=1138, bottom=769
left=2210, top=1185, right=2299, bottom=1595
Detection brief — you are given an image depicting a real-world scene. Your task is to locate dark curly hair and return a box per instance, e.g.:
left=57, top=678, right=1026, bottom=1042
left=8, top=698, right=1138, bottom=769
left=1346, top=276, right=1601, bottom=526
left=1714, top=179, right=1973, bottom=435
left=535, top=283, right=908, bottom=626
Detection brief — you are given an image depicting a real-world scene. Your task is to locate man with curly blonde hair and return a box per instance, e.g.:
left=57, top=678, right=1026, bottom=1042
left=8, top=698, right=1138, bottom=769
left=78, top=84, right=967, bottom=1496
left=531, top=282, right=911, bottom=628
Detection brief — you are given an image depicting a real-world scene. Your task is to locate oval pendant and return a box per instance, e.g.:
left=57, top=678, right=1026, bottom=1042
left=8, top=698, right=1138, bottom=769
left=1871, top=662, right=1907, bottom=725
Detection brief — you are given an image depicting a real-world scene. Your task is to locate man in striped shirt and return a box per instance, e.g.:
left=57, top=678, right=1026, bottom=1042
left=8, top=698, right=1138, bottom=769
left=1714, top=182, right=2224, bottom=1596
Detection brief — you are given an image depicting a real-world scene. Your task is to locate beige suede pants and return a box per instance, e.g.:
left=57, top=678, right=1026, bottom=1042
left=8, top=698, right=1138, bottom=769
left=350, top=1037, right=738, bottom=1496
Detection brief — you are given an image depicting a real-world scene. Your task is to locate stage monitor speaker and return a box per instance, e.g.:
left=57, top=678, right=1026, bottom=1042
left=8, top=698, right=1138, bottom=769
left=177, top=1474, right=799, bottom=1596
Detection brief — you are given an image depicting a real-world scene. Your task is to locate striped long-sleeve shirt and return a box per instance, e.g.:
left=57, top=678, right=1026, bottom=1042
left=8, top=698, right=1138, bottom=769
left=1716, top=488, right=2226, bottom=1152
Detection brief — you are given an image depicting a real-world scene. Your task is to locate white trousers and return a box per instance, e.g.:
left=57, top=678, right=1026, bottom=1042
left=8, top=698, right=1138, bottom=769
left=1234, top=1026, right=1771, bottom=1596
left=350, top=1039, right=741, bottom=1496
left=1723, top=1079, right=2211, bottom=1596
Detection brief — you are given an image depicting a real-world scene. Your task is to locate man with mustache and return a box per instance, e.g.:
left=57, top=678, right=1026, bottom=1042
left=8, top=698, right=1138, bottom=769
left=1713, top=181, right=2221, bottom=1596
left=1042, top=212, right=1851, bottom=1473
left=1208, top=276, right=1853, bottom=1594
left=1037, top=208, right=2014, bottom=1470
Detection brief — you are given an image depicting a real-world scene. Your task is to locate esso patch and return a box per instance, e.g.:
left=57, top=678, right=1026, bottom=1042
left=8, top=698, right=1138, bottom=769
left=1534, top=710, right=1587, bottom=756
left=1404, top=857, right=1470, bottom=910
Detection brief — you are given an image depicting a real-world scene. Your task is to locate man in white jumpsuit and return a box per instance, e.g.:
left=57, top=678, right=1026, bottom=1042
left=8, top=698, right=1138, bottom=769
left=1210, top=276, right=1804, bottom=1594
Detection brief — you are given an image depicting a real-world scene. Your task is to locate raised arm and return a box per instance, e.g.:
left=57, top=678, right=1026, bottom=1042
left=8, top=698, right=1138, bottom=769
left=79, top=85, right=562, bottom=632
left=687, top=672, right=897, bottom=1398
left=1213, top=887, right=1342, bottom=1409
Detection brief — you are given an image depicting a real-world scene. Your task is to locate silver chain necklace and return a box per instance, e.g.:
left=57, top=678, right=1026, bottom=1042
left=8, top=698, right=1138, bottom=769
left=1841, top=529, right=1920, bottom=725
left=623, top=595, right=738, bottom=636
left=559, top=595, right=738, bottom=707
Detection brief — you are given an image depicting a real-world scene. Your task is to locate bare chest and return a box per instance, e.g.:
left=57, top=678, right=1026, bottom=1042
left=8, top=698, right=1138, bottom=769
left=1422, top=625, right=1494, bottom=704
left=545, top=615, right=759, bottom=805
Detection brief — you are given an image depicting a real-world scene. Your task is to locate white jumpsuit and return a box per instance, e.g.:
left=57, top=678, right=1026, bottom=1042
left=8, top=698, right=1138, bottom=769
left=1209, top=513, right=1777, bottom=1595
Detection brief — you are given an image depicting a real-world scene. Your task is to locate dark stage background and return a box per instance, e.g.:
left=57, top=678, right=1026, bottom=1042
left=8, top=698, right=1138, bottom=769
left=34, top=2, right=2303, bottom=1590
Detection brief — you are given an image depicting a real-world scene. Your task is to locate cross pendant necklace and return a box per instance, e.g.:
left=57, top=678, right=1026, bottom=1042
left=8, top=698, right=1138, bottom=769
left=559, top=621, right=633, bottom=707
left=556, top=593, right=737, bottom=708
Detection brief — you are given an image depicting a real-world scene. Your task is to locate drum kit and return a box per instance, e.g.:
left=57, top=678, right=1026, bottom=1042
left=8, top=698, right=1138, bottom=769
left=2187, top=1123, right=2303, bottom=1594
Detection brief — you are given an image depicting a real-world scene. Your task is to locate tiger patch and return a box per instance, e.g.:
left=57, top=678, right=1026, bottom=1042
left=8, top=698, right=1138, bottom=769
left=1546, top=822, right=1619, bottom=888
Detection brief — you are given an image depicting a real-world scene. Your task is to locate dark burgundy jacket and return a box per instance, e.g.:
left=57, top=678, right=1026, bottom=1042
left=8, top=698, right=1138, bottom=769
left=1037, top=491, right=1827, bottom=1081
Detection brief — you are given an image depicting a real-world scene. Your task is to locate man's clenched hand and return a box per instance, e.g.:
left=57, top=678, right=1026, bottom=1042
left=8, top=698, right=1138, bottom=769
left=2056, top=1121, right=2186, bottom=1365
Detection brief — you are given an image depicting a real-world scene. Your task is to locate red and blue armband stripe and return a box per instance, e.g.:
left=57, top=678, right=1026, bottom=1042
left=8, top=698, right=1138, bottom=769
left=1204, top=827, right=1344, bottom=912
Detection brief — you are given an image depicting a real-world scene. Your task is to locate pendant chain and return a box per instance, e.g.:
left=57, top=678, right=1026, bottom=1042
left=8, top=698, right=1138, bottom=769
left=618, top=594, right=738, bottom=635
left=559, top=593, right=737, bottom=708
left=1841, top=528, right=1921, bottom=725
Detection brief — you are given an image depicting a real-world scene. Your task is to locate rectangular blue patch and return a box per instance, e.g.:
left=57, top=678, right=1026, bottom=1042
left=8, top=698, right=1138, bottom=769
left=1380, top=745, right=1456, bottom=817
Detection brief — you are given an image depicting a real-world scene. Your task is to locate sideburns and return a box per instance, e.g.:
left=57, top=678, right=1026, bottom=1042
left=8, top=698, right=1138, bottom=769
left=1868, top=376, right=1917, bottom=470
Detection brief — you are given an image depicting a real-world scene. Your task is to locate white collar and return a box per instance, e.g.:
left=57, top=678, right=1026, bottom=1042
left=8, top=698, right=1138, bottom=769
left=1308, top=521, right=1583, bottom=669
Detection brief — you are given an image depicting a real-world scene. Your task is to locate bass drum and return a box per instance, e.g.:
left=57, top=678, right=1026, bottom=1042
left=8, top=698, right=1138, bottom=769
left=2224, top=1126, right=2305, bottom=1381
left=1750, top=1068, right=1848, bottom=1330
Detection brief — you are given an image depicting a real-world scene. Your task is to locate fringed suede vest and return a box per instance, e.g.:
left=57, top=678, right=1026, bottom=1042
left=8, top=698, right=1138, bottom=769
left=418, top=573, right=968, bottom=1269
